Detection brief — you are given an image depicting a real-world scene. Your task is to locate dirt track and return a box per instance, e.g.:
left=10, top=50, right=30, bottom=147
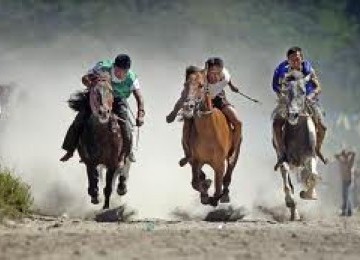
left=1, top=212, right=360, bottom=260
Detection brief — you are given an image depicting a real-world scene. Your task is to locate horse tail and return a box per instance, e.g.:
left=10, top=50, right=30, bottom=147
left=68, top=90, right=90, bottom=112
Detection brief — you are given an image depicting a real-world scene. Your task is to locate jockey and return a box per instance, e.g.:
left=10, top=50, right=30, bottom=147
left=272, top=46, right=327, bottom=166
left=60, top=54, right=145, bottom=163
left=166, top=65, right=204, bottom=166
left=166, top=58, right=242, bottom=166
left=205, top=58, right=242, bottom=164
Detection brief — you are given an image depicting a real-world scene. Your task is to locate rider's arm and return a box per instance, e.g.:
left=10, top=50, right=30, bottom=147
left=228, top=81, right=240, bottom=93
left=171, top=86, right=188, bottom=114
left=272, top=65, right=282, bottom=95
left=348, top=151, right=356, bottom=166
left=131, top=78, right=145, bottom=126
left=222, top=68, right=239, bottom=93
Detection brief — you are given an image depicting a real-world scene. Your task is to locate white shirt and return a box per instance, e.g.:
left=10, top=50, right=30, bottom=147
left=206, top=67, right=231, bottom=98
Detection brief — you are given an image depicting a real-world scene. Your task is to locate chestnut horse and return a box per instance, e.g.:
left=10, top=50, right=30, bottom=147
left=182, top=71, right=241, bottom=207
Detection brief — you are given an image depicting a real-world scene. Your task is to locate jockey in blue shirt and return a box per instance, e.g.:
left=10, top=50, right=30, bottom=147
left=272, top=46, right=327, bottom=167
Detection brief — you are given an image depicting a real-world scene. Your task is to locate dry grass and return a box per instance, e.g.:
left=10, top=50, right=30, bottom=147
left=0, top=166, right=33, bottom=221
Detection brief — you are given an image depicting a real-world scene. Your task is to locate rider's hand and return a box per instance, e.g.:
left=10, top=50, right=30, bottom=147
left=231, top=86, right=240, bottom=93
left=136, top=109, right=145, bottom=127
left=166, top=112, right=177, bottom=123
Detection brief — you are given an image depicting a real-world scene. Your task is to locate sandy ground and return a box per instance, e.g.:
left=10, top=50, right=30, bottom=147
left=1, top=210, right=360, bottom=260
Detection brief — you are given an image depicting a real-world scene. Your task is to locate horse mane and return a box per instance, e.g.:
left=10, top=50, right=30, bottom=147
left=68, top=90, right=90, bottom=112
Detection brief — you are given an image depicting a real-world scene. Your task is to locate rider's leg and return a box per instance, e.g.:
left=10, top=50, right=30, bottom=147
left=113, top=98, right=134, bottom=163
left=179, top=119, right=192, bottom=167
left=311, top=102, right=328, bottom=163
left=221, top=105, right=243, bottom=164
left=60, top=109, right=89, bottom=162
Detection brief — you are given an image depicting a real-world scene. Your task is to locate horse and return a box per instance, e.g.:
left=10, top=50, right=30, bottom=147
left=181, top=71, right=241, bottom=207
left=272, top=71, right=320, bottom=221
left=68, top=72, right=130, bottom=209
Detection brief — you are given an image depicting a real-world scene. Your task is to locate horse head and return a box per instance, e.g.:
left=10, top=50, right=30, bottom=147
left=182, top=69, right=209, bottom=119
left=282, top=70, right=310, bottom=125
left=89, top=72, right=114, bottom=124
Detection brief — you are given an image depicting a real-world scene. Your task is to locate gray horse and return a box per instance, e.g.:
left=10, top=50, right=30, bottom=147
left=273, top=71, right=319, bottom=221
left=68, top=74, right=130, bottom=209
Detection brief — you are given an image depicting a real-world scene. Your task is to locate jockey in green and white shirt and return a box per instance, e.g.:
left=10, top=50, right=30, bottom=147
left=60, top=54, right=145, bottom=163
left=87, top=59, right=140, bottom=99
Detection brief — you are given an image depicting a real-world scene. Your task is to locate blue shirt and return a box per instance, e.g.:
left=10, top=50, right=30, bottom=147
left=272, top=60, right=316, bottom=96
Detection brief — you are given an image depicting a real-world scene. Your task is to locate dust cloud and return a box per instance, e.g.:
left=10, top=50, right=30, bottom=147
left=0, top=24, right=346, bottom=219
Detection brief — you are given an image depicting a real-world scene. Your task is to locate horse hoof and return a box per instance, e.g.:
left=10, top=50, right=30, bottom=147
left=290, top=208, right=300, bottom=221
left=200, top=194, right=210, bottom=205
left=91, top=196, right=100, bottom=205
left=220, top=193, right=230, bottom=203
left=117, top=184, right=127, bottom=196
left=300, top=190, right=317, bottom=200
left=209, top=198, right=219, bottom=207
left=290, top=210, right=296, bottom=221
left=299, top=190, right=305, bottom=199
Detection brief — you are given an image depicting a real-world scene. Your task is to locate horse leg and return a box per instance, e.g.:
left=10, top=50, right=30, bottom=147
left=86, top=164, right=99, bottom=205
left=103, top=168, right=116, bottom=209
left=191, top=161, right=209, bottom=205
left=300, top=157, right=319, bottom=200
left=179, top=119, right=192, bottom=167
left=221, top=142, right=241, bottom=204
left=280, top=163, right=297, bottom=221
left=117, top=159, right=131, bottom=196
left=220, top=162, right=232, bottom=204
left=209, top=162, right=226, bottom=207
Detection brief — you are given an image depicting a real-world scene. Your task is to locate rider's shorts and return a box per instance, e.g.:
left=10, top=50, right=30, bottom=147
left=212, top=91, right=231, bottom=110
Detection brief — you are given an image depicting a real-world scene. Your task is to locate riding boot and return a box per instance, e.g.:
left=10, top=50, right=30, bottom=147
left=179, top=119, right=192, bottom=167
left=60, top=109, right=88, bottom=162
left=273, top=119, right=287, bottom=170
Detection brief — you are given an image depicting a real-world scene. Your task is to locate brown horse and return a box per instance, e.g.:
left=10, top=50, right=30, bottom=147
left=68, top=73, right=129, bottom=209
left=182, top=71, right=241, bottom=207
